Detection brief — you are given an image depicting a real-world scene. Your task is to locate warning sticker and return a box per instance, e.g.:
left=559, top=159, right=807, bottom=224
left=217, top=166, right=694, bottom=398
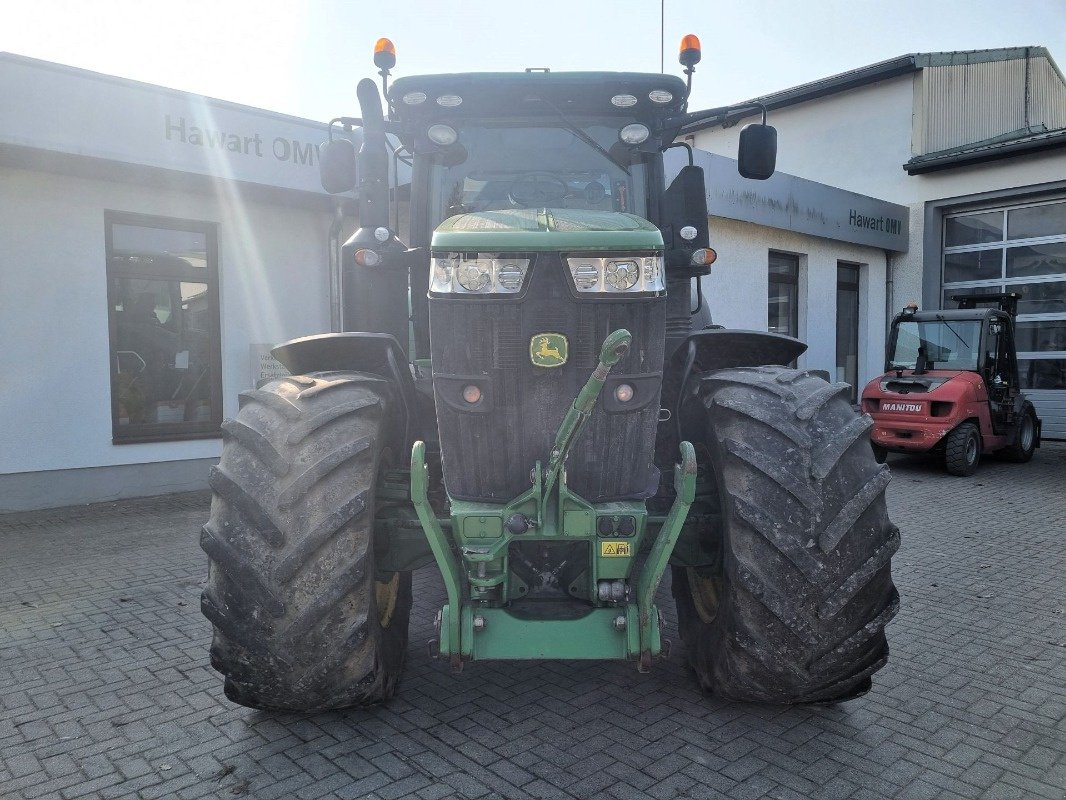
left=600, top=541, right=631, bottom=557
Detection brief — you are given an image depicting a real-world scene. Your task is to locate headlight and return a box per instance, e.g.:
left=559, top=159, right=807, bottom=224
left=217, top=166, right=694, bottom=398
left=427, top=124, right=458, bottom=145
left=567, top=254, right=664, bottom=294
left=605, top=260, right=639, bottom=290
left=619, top=123, right=650, bottom=144
left=431, top=253, right=530, bottom=294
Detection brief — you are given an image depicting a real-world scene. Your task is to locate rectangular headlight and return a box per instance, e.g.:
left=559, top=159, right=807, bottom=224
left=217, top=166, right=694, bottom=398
left=431, top=253, right=531, bottom=295
left=566, top=255, right=664, bottom=294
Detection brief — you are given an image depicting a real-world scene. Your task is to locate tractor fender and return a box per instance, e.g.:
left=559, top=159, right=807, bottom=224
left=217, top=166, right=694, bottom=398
left=657, top=329, right=809, bottom=466
left=271, top=332, right=419, bottom=447
left=667, top=328, right=808, bottom=378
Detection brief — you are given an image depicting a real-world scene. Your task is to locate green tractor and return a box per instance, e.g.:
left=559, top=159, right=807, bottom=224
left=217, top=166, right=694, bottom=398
left=201, top=37, right=899, bottom=710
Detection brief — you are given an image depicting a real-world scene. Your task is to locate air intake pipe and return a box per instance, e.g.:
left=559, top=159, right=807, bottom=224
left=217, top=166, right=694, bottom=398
left=341, top=78, right=409, bottom=351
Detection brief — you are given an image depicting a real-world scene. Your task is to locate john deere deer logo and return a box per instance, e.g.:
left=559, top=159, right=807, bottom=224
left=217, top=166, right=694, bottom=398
left=530, top=333, right=568, bottom=368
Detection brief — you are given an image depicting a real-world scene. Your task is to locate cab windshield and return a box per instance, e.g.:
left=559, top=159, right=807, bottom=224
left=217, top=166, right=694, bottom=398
left=428, top=119, right=647, bottom=226
left=890, top=319, right=983, bottom=371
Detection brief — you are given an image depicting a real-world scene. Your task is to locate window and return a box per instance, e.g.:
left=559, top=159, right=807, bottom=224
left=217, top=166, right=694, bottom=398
left=941, top=199, right=1066, bottom=394
left=106, top=212, right=222, bottom=443
left=836, top=263, right=861, bottom=400
left=768, top=251, right=799, bottom=338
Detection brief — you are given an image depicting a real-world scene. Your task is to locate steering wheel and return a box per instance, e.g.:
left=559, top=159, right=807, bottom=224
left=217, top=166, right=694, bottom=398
left=508, top=172, right=569, bottom=207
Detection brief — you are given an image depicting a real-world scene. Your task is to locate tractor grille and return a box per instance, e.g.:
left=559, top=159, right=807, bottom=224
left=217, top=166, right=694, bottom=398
left=430, top=253, right=665, bottom=502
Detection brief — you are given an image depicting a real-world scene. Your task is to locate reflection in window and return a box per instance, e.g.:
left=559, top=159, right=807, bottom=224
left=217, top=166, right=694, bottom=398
left=942, top=284, right=1004, bottom=309
left=1021, top=358, right=1066, bottom=390
left=106, top=214, right=221, bottom=442
left=943, top=249, right=1003, bottom=283
left=768, top=252, right=799, bottom=338
left=1007, top=201, right=1065, bottom=241
left=945, top=211, right=1002, bottom=247
left=1006, top=241, right=1066, bottom=279
left=836, top=264, right=860, bottom=400
left=1016, top=320, right=1066, bottom=353
left=1013, top=281, right=1066, bottom=316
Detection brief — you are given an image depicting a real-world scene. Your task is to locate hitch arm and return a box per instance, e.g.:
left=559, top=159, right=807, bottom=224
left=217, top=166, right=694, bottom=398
left=541, top=329, right=631, bottom=500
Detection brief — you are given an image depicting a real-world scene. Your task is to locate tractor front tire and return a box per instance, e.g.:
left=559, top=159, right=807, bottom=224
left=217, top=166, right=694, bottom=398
left=201, top=372, right=412, bottom=711
left=673, top=366, right=900, bottom=704
left=944, top=421, right=981, bottom=476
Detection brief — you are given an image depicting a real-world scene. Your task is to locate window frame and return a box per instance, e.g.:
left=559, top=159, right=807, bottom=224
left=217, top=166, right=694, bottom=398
left=105, top=210, right=223, bottom=444
left=768, top=250, right=800, bottom=339
left=836, top=262, right=861, bottom=401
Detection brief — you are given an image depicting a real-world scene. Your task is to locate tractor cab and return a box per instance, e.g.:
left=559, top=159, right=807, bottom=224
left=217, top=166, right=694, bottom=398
left=861, top=293, right=1040, bottom=474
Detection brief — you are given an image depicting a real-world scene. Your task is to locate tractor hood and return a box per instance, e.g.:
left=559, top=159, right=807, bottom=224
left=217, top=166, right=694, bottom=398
left=431, top=208, right=663, bottom=252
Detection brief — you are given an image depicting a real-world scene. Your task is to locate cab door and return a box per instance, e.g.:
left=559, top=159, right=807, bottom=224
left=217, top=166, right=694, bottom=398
left=985, top=315, right=1019, bottom=434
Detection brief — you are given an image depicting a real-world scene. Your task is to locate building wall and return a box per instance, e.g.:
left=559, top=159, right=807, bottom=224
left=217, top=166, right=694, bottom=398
left=915, top=56, right=1066, bottom=155
left=689, top=75, right=1066, bottom=311
left=0, top=164, right=335, bottom=488
left=704, top=217, right=887, bottom=390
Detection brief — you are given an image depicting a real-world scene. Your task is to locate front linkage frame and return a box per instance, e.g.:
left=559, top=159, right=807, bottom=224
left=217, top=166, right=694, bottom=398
left=411, top=329, right=697, bottom=670
left=412, top=439, right=696, bottom=669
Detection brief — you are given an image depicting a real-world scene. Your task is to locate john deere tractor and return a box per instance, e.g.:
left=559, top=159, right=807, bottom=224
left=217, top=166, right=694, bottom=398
left=201, top=37, right=899, bottom=710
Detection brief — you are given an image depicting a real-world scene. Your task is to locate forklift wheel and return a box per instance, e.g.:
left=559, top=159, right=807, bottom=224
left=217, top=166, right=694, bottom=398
left=1000, top=407, right=1038, bottom=463
left=944, top=422, right=981, bottom=476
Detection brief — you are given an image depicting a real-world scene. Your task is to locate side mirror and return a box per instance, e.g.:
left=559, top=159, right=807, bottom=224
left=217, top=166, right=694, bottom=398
left=319, top=138, right=357, bottom=194
left=737, top=123, right=777, bottom=180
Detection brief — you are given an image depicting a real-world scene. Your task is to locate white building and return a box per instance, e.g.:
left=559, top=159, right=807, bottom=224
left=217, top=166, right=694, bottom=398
left=0, top=54, right=356, bottom=511
left=687, top=47, right=1066, bottom=439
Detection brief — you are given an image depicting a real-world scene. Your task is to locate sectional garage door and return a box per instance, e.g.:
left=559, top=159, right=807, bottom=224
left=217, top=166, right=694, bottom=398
left=941, top=198, right=1066, bottom=439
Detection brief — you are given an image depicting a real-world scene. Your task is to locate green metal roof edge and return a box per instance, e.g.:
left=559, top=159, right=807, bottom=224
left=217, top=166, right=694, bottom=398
left=903, top=127, right=1066, bottom=174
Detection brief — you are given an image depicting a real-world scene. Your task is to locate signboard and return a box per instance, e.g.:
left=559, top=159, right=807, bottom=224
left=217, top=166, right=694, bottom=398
left=250, top=344, right=289, bottom=388
left=0, top=53, right=359, bottom=196
left=665, top=147, right=909, bottom=252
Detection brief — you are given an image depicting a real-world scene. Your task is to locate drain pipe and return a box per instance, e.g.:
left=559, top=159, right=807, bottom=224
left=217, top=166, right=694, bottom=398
left=328, top=201, right=345, bottom=332
left=884, top=248, right=894, bottom=318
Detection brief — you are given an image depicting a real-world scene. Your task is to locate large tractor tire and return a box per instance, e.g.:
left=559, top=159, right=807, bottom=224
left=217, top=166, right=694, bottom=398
left=201, top=371, right=412, bottom=711
left=672, top=366, right=900, bottom=704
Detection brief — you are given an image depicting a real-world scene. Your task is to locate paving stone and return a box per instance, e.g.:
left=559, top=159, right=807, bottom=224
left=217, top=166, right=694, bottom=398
left=2, top=447, right=1066, bottom=800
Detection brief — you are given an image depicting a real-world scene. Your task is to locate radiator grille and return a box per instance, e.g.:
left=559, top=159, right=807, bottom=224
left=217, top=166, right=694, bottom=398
left=430, top=253, right=666, bottom=502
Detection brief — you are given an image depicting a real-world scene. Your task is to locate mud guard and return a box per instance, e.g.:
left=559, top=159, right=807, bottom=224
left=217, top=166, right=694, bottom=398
left=657, top=329, right=810, bottom=470
left=271, top=332, right=418, bottom=448
left=670, top=328, right=808, bottom=375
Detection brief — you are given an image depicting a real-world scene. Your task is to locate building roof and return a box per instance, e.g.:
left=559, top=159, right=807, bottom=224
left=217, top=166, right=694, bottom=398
left=904, top=126, right=1066, bottom=174
left=682, top=47, right=1061, bottom=134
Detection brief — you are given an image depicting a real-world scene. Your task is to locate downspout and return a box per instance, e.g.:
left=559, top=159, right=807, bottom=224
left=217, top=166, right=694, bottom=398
left=883, top=248, right=894, bottom=316
left=328, top=201, right=345, bottom=332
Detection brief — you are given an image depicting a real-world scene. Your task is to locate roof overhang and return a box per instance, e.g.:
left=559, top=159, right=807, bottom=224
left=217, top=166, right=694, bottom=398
left=904, top=128, right=1066, bottom=174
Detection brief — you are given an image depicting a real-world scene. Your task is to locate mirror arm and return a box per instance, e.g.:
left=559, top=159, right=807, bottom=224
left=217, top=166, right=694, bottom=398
left=662, top=141, right=694, bottom=167
left=327, top=117, right=363, bottom=142
left=675, top=100, right=768, bottom=133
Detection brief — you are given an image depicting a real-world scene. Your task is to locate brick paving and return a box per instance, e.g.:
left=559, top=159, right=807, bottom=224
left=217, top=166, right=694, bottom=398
left=2, top=445, right=1065, bottom=800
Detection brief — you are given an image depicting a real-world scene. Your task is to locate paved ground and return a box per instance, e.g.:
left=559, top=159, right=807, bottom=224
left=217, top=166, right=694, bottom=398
left=2, top=445, right=1065, bottom=800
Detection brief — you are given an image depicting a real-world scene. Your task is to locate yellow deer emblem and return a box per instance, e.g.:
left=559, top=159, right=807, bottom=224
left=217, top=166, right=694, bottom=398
left=530, top=333, right=568, bottom=367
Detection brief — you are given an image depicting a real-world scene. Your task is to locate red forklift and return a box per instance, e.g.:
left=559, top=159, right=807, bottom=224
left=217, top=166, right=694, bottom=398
left=861, top=293, right=1040, bottom=475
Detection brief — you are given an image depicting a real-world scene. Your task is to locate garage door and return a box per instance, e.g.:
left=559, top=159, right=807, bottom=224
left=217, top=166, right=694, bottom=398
left=941, top=198, right=1066, bottom=440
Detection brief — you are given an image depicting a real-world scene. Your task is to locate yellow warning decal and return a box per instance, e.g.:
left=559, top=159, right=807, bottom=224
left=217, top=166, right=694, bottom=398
left=601, top=541, right=631, bottom=557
